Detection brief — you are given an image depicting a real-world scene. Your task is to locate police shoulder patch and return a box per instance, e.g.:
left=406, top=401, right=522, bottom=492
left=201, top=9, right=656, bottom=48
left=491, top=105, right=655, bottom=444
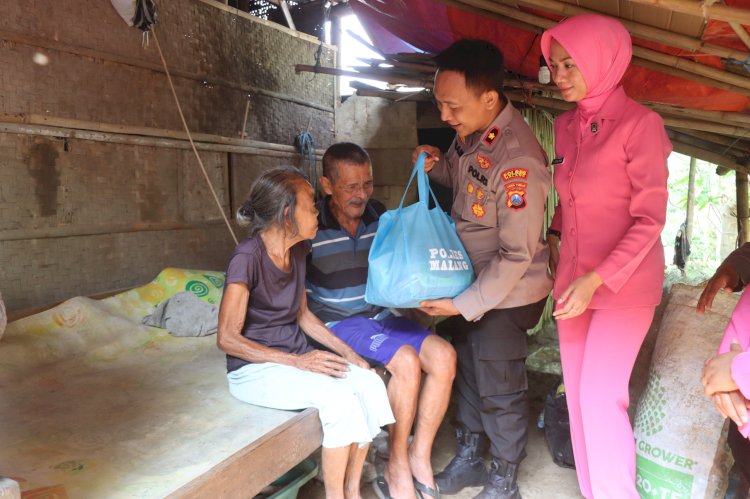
left=504, top=181, right=527, bottom=192
left=506, top=190, right=527, bottom=210
left=476, top=154, right=493, bottom=170
left=501, top=168, right=529, bottom=182
left=483, top=127, right=500, bottom=146
left=472, top=202, right=486, bottom=218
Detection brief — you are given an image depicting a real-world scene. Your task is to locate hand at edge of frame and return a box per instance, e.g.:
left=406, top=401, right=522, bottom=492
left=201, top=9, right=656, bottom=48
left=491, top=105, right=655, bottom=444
left=697, top=264, right=741, bottom=314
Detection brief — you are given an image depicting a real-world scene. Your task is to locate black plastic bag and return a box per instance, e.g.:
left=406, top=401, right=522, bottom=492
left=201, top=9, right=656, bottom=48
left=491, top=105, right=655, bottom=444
left=544, top=380, right=576, bottom=469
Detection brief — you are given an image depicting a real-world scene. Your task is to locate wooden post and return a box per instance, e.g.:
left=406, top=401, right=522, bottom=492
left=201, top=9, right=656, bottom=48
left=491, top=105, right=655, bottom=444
left=278, top=1, right=296, bottom=31
left=737, top=171, right=749, bottom=245
left=686, top=157, right=697, bottom=242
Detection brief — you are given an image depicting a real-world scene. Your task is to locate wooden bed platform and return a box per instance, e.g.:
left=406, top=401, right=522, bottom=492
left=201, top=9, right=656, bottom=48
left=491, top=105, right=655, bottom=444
left=0, top=269, right=323, bottom=498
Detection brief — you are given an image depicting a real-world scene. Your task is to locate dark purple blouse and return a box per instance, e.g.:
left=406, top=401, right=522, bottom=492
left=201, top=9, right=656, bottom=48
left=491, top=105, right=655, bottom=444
left=224, top=236, right=313, bottom=373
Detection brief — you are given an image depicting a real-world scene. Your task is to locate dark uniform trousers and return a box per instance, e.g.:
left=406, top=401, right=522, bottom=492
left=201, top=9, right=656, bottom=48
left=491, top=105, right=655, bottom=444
left=452, top=297, right=547, bottom=464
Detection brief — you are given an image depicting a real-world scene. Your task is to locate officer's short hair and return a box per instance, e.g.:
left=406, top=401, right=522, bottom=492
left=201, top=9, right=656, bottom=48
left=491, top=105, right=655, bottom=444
left=434, top=39, right=505, bottom=96
left=322, top=142, right=371, bottom=181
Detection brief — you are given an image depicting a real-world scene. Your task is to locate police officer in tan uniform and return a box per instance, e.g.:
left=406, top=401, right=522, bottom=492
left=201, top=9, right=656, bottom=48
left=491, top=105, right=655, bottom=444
left=414, top=40, right=552, bottom=499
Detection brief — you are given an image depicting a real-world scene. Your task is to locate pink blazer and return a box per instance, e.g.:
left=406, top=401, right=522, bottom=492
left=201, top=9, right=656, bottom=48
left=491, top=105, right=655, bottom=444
left=550, top=87, right=671, bottom=308
left=720, top=290, right=750, bottom=438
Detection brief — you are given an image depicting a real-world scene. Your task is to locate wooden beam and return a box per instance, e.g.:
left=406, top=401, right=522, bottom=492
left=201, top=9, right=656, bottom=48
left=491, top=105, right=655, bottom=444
left=645, top=103, right=750, bottom=128
left=729, top=21, right=750, bottom=51
left=625, top=0, right=750, bottom=25
left=662, top=114, right=750, bottom=139
left=171, top=408, right=323, bottom=498
left=194, top=0, right=323, bottom=44
left=441, top=0, right=750, bottom=95
left=295, top=64, right=434, bottom=88
left=505, top=90, right=575, bottom=113
left=667, top=127, right=745, bottom=160
left=0, top=221, right=229, bottom=242
left=0, top=116, right=326, bottom=159
left=631, top=45, right=750, bottom=93
left=0, top=113, right=323, bottom=153
left=505, top=88, right=750, bottom=140
left=358, top=58, right=436, bottom=74
left=279, top=1, right=297, bottom=31
left=667, top=128, right=750, bottom=159
left=505, top=0, right=749, bottom=61
left=353, top=87, right=431, bottom=102
left=677, top=128, right=750, bottom=155
left=435, top=0, right=544, bottom=33
left=667, top=133, right=750, bottom=175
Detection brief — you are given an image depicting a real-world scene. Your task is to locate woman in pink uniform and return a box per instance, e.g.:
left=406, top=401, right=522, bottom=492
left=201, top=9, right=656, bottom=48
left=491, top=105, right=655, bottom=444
left=541, top=14, right=671, bottom=498
left=698, top=243, right=750, bottom=488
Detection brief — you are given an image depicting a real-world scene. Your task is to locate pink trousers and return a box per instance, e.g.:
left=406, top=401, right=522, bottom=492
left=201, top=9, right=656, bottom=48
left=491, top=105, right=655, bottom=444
left=556, top=306, right=655, bottom=499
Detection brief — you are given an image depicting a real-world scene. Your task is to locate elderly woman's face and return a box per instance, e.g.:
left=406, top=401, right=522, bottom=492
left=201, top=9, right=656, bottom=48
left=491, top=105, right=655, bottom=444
left=293, top=182, right=319, bottom=240
left=548, top=39, right=587, bottom=102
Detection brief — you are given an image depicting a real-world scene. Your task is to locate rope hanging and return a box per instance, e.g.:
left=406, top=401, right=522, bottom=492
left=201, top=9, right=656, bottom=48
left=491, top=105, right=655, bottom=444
left=296, top=127, right=317, bottom=198
left=151, top=28, right=239, bottom=245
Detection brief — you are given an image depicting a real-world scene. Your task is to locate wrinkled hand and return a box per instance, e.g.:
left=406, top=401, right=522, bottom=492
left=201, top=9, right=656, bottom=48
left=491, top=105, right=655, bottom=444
left=419, top=298, right=459, bottom=317
left=697, top=264, right=740, bottom=314
left=547, top=234, right=560, bottom=279
left=342, top=350, right=371, bottom=371
left=412, top=145, right=441, bottom=173
left=702, top=342, right=743, bottom=395
left=553, top=272, right=603, bottom=320
left=295, top=350, right=351, bottom=378
left=711, top=390, right=749, bottom=427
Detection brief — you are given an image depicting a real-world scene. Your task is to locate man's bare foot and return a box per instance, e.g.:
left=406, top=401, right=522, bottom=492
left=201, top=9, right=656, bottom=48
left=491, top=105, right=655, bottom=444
left=385, top=460, right=418, bottom=499
left=409, top=449, right=437, bottom=494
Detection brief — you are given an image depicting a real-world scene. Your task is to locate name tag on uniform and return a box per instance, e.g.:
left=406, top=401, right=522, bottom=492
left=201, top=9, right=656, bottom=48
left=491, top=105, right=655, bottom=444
left=552, top=157, right=565, bottom=165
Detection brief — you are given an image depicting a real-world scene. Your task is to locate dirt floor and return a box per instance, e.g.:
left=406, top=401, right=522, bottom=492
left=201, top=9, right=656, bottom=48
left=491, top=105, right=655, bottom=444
left=297, top=371, right=583, bottom=499
left=292, top=305, right=670, bottom=499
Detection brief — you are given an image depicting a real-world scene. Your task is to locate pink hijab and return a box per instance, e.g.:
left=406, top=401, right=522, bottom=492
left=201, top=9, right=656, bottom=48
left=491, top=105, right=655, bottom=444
left=540, top=14, right=632, bottom=118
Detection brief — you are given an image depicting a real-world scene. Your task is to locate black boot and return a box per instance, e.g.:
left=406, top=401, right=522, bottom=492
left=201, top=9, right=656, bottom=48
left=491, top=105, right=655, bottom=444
left=474, top=458, right=520, bottom=499
left=435, top=424, right=488, bottom=495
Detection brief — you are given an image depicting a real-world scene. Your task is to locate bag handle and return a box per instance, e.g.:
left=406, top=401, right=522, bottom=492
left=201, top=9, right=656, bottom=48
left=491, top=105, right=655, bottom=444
left=398, top=152, right=442, bottom=210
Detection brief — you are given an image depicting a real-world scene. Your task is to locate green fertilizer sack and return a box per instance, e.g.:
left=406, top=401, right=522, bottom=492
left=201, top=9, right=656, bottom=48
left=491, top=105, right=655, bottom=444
left=634, top=284, right=735, bottom=499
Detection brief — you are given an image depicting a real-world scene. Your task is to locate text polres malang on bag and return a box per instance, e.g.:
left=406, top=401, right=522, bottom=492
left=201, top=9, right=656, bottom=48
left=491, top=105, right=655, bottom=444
left=428, top=248, right=470, bottom=271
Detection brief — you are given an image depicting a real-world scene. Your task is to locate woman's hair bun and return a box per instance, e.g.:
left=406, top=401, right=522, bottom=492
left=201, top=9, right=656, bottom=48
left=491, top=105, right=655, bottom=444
left=236, top=202, right=254, bottom=227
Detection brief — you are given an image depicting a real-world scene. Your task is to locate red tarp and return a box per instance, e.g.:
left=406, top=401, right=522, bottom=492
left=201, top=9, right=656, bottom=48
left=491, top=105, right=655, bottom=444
left=352, top=0, right=750, bottom=112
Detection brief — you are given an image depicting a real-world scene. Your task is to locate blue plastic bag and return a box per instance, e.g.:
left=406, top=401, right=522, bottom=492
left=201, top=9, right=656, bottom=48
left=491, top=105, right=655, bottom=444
left=365, top=152, right=474, bottom=308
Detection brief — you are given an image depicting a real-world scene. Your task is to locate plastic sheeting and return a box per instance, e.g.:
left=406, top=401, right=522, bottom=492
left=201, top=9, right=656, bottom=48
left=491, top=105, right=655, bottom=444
left=351, top=0, right=750, bottom=111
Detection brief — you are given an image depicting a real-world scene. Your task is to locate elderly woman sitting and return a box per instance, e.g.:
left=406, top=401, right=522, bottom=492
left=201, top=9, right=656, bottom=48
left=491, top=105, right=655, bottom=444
left=217, top=167, right=394, bottom=499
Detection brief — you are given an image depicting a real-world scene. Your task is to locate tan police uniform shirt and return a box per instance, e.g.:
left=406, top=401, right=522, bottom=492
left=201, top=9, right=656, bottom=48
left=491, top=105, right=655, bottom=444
left=429, top=98, right=553, bottom=321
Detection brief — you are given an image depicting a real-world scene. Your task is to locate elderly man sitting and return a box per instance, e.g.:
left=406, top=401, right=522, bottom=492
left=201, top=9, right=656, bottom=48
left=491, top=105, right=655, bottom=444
left=306, top=143, right=456, bottom=499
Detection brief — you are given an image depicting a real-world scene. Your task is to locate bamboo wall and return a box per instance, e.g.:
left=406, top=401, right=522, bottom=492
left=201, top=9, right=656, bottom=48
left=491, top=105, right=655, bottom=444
left=522, top=107, right=558, bottom=332
left=1, top=0, right=336, bottom=311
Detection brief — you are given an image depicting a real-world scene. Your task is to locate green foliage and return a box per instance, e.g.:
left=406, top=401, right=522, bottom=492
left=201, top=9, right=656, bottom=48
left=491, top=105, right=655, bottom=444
left=663, top=153, right=736, bottom=283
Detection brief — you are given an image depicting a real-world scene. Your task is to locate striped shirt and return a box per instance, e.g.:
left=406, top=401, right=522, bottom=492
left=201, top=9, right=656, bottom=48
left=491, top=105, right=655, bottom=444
left=306, top=197, right=386, bottom=324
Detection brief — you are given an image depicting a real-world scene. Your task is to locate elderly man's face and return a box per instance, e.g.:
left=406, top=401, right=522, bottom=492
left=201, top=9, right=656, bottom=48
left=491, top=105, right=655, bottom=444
left=322, top=162, right=374, bottom=223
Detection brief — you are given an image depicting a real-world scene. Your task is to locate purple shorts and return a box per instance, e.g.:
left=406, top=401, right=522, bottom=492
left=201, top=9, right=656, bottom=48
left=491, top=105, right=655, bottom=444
left=330, top=316, right=432, bottom=365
